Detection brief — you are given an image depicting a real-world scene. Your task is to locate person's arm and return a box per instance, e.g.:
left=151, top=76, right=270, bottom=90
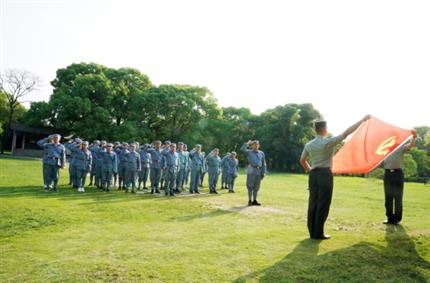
left=113, top=154, right=118, bottom=173
left=189, top=149, right=196, bottom=158
left=405, top=130, right=417, bottom=151
left=88, top=151, right=92, bottom=172
left=240, top=141, right=251, bottom=154
left=299, top=148, right=311, bottom=173
left=340, top=115, right=371, bottom=139
left=60, top=147, right=66, bottom=168
left=37, top=136, right=50, bottom=149
left=261, top=152, right=267, bottom=175
left=137, top=154, right=141, bottom=171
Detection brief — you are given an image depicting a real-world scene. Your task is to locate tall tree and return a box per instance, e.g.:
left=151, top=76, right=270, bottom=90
left=0, top=70, right=37, bottom=152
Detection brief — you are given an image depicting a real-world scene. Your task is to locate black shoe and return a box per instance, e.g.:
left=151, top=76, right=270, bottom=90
left=314, top=235, right=330, bottom=240
left=189, top=191, right=194, bottom=194
left=195, top=191, right=200, bottom=194
left=155, top=190, right=160, bottom=194
left=393, top=220, right=400, bottom=225
left=252, top=200, right=261, bottom=206
left=150, top=190, right=154, bottom=194
left=248, top=200, right=253, bottom=206
left=383, top=219, right=394, bottom=225
left=213, top=191, right=218, bottom=194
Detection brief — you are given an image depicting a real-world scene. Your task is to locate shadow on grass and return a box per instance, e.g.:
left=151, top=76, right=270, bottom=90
left=235, top=225, right=430, bottom=282
left=0, top=185, right=221, bottom=204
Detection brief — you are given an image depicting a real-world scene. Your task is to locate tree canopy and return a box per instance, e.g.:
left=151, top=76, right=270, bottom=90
left=22, top=62, right=429, bottom=176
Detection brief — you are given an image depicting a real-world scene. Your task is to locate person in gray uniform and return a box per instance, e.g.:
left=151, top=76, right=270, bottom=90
left=188, top=144, right=205, bottom=194
left=206, top=148, right=222, bottom=194
left=162, top=143, right=179, bottom=196
left=300, top=115, right=370, bottom=240
left=113, top=141, right=121, bottom=187
left=41, top=135, right=53, bottom=188
left=199, top=152, right=208, bottom=187
left=175, top=142, right=188, bottom=193
left=184, top=144, right=191, bottom=189
left=225, top=152, right=239, bottom=193
left=124, top=143, right=141, bottom=193
left=138, top=144, right=152, bottom=190
left=37, top=134, right=66, bottom=192
left=160, top=140, right=171, bottom=190
left=382, top=130, right=417, bottom=225
left=220, top=152, right=230, bottom=189
left=147, top=140, right=163, bottom=194
left=65, top=138, right=82, bottom=188
left=241, top=140, right=267, bottom=206
left=68, top=141, right=92, bottom=192
left=89, top=140, right=100, bottom=186
left=100, top=143, right=118, bottom=192
left=117, top=142, right=129, bottom=190
left=95, top=140, right=107, bottom=189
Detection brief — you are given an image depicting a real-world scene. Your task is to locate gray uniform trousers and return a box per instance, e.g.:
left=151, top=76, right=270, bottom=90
left=190, top=169, right=201, bottom=193
left=208, top=168, right=220, bottom=192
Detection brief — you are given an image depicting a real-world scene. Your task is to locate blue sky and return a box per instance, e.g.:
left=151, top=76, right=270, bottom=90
left=1, top=0, right=429, bottom=133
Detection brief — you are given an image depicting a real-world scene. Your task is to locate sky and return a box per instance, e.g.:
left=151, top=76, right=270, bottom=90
left=1, top=0, right=429, bottom=134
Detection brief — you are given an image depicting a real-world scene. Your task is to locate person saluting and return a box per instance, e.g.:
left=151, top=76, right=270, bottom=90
left=300, top=115, right=370, bottom=240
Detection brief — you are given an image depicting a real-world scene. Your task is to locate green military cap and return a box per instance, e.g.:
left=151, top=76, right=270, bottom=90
left=154, top=140, right=162, bottom=145
left=94, top=140, right=100, bottom=145
left=178, top=142, right=184, bottom=146
left=122, top=142, right=129, bottom=146
left=251, top=140, right=260, bottom=145
left=164, top=140, right=171, bottom=145
left=106, top=143, right=113, bottom=147
left=74, top=138, right=83, bottom=144
left=170, top=143, right=177, bottom=147
left=195, top=144, right=202, bottom=147
left=114, top=141, right=120, bottom=145
left=101, top=140, right=107, bottom=145
left=82, top=141, right=89, bottom=145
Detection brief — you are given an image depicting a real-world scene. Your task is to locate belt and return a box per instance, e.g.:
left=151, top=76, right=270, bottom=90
left=250, top=165, right=261, bottom=169
left=386, top=168, right=402, bottom=173
left=311, top=167, right=331, bottom=171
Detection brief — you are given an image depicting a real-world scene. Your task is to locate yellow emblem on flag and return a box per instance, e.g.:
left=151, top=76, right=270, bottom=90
left=375, top=136, right=396, bottom=156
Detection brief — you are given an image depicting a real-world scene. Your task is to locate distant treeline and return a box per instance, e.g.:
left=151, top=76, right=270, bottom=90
left=1, top=62, right=429, bottom=177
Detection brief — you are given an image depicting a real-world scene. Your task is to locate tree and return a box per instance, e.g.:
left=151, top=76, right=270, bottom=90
left=409, top=148, right=430, bottom=177
left=0, top=69, right=37, bottom=152
left=254, top=103, right=322, bottom=171
left=403, top=154, right=418, bottom=178
left=25, top=63, right=153, bottom=141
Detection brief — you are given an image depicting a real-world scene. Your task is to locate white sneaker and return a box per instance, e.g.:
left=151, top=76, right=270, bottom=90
left=81, top=187, right=85, bottom=192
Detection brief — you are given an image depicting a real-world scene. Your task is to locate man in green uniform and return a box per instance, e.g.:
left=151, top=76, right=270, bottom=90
left=382, top=130, right=416, bottom=225
left=300, top=115, right=370, bottom=240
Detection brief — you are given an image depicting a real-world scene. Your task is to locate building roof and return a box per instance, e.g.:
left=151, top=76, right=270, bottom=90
left=10, top=122, right=62, bottom=135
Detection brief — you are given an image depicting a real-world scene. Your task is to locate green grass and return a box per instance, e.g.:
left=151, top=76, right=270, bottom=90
left=0, top=156, right=429, bottom=282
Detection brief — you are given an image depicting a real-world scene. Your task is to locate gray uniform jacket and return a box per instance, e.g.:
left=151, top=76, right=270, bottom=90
left=125, top=151, right=141, bottom=171
left=37, top=138, right=66, bottom=167
left=147, top=148, right=163, bottom=169
left=241, top=143, right=267, bottom=175
left=68, top=144, right=92, bottom=171
left=163, top=151, right=179, bottom=170
left=100, top=151, right=118, bottom=173
left=189, top=149, right=205, bottom=172
left=206, top=155, right=222, bottom=174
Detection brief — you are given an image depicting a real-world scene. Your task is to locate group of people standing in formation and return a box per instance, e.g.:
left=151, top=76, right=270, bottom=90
left=37, top=137, right=267, bottom=206
left=37, top=114, right=416, bottom=240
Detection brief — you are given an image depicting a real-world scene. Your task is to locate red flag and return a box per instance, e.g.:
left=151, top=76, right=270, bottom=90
left=332, top=116, right=412, bottom=174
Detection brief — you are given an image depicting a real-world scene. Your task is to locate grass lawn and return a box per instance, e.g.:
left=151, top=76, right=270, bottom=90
left=0, top=156, right=429, bottom=282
